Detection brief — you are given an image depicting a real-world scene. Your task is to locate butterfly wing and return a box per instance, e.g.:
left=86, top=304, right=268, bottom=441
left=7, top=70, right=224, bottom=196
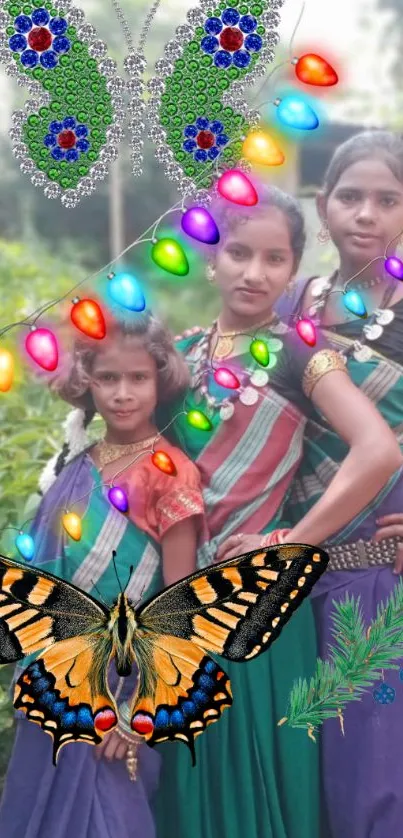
left=0, top=554, right=108, bottom=662
left=14, top=634, right=118, bottom=763
left=0, top=555, right=117, bottom=762
left=129, top=544, right=328, bottom=761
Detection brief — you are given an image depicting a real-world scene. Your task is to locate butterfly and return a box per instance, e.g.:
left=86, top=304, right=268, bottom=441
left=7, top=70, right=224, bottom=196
left=0, top=543, right=328, bottom=765
left=0, top=0, right=283, bottom=207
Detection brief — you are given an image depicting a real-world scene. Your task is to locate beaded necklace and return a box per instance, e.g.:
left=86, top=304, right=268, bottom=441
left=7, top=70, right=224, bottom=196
left=307, top=272, right=396, bottom=362
left=188, top=317, right=288, bottom=421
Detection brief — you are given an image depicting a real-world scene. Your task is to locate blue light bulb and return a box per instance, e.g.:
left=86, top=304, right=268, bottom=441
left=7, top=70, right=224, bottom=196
left=343, top=289, right=367, bottom=318
left=15, top=532, right=35, bottom=561
left=275, top=96, right=319, bottom=131
left=108, top=272, right=146, bottom=312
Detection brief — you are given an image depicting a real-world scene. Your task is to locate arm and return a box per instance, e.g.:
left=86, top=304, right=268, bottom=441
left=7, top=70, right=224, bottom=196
left=288, top=369, right=403, bottom=545
left=161, top=516, right=198, bottom=586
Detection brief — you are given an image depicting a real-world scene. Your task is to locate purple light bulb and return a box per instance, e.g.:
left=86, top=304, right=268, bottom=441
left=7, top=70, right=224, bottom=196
left=108, top=486, right=129, bottom=514
left=181, top=206, right=220, bottom=245
left=385, top=256, right=403, bottom=280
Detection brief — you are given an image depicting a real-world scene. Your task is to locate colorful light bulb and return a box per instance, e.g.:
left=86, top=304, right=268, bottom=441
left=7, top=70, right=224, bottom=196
left=62, top=511, right=82, bottom=541
left=274, top=96, right=319, bottom=131
left=249, top=339, right=270, bottom=367
left=217, top=170, right=258, bottom=206
left=294, top=53, right=338, bottom=87
left=214, top=367, right=240, bottom=389
left=186, top=409, right=213, bottom=431
left=343, top=290, right=367, bottom=318
left=151, top=450, right=177, bottom=476
left=15, top=532, right=35, bottom=561
left=0, top=348, right=14, bottom=392
left=107, top=272, right=146, bottom=311
left=242, top=131, right=285, bottom=167
left=25, top=327, right=58, bottom=372
left=108, top=486, right=129, bottom=513
left=71, top=297, right=106, bottom=340
left=296, top=318, right=317, bottom=347
left=384, top=256, right=403, bottom=280
left=181, top=207, right=220, bottom=245
left=151, top=238, right=189, bottom=276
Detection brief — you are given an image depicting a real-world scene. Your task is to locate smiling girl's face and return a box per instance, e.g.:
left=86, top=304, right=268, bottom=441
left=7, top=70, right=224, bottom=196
left=319, top=157, right=403, bottom=268
left=213, top=206, right=296, bottom=328
left=88, top=335, right=158, bottom=443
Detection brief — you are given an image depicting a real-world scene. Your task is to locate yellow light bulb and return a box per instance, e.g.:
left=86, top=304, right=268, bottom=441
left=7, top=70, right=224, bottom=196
left=242, top=131, right=285, bottom=167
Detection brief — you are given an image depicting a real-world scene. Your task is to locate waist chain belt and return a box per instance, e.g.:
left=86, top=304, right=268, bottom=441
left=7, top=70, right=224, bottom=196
left=325, top=537, right=399, bottom=571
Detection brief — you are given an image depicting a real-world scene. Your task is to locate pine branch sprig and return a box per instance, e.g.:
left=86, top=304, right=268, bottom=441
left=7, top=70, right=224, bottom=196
left=279, top=580, right=403, bottom=739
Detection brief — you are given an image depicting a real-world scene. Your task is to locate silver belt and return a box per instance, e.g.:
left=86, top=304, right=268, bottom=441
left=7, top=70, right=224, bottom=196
left=326, top=537, right=399, bottom=571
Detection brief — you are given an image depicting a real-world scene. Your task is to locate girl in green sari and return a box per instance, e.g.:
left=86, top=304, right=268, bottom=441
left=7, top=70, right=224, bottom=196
left=153, top=184, right=402, bottom=838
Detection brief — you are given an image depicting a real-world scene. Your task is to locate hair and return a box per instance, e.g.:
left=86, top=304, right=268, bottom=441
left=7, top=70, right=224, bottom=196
left=51, top=311, right=190, bottom=414
left=321, top=130, right=403, bottom=197
left=210, top=183, right=307, bottom=266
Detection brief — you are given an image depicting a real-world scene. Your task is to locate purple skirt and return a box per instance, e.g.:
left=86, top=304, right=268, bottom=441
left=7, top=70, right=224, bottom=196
left=0, top=718, right=161, bottom=838
left=313, top=566, right=403, bottom=838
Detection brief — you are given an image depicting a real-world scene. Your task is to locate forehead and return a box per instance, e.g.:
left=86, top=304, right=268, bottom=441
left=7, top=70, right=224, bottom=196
left=92, top=336, right=155, bottom=371
left=224, top=206, right=292, bottom=248
left=334, top=158, right=403, bottom=193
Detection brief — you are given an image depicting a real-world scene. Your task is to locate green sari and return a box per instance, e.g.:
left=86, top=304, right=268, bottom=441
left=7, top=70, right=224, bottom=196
left=154, top=330, right=320, bottom=838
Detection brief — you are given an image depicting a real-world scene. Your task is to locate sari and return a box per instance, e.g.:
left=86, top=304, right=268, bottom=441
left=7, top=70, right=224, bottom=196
left=0, top=441, right=203, bottom=838
left=154, top=325, right=343, bottom=838
left=276, top=280, right=403, bottom=838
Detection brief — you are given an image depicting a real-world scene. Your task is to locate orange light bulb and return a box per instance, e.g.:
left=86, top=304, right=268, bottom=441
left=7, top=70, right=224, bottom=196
left=0, top=348, right=14, bottom=392
left=71, top=297, right=106, bottom=340
left=62, top=512, right=82, bottom=541
left=151, top=450, right=177, bottom=476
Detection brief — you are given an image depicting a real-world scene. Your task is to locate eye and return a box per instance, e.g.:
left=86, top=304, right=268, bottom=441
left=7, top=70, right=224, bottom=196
left=380, top=196, right=398, bottom=207
left=227, top=246, right=246, bottom=260
left=267, top=253, right=285, bottom=264
left=98, top=372, right=116, bottom=382
left=338, top=190, right=359, bottom=203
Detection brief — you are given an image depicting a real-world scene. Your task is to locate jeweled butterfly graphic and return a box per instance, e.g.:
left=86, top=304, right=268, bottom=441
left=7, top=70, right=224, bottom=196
left=0, top=544, right=327, bottom=764
left=0, top=0, right=284, bottom=206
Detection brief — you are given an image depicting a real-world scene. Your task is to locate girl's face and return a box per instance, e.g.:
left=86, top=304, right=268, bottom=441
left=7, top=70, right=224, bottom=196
left=319, top=158, right=403, bottom=267
left=88, top=335, right=158, bottom=441
left=214, top=207, right=296, bottom=324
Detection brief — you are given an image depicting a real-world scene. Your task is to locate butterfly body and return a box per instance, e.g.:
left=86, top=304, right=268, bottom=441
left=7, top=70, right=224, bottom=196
left=0, top=545, right=329, bottom=765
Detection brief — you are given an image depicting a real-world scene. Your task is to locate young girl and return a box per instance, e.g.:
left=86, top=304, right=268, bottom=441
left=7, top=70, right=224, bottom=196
left=276, top=130, right=403, bottom=838
left=0, top=312, right=204, bottom=838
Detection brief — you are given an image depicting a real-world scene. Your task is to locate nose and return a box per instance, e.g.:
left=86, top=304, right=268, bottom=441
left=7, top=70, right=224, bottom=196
left=243, top=256, right=266, bottom=285
left=113, top=377, right=135, bottom=402
left=355, top=198, right=377, bottom=225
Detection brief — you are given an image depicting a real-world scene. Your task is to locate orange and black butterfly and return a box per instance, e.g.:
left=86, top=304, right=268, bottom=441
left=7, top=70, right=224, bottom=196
left=0, top=544, right=328, bottom=764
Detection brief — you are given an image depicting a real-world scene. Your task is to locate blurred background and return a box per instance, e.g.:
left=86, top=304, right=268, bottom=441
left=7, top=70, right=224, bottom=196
left=0, top=0, right=402, bottom=787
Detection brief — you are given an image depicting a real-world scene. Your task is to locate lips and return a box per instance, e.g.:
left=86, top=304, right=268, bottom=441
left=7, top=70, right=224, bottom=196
left=113, top=410, right=135, bottom=418
left=237, top=287, right=264, bottom=297
left=348, top=233, right=378, bottom=242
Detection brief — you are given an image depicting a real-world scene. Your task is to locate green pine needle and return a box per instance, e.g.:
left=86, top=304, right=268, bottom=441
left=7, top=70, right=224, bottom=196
left=280, top=579, right=403, bottom=737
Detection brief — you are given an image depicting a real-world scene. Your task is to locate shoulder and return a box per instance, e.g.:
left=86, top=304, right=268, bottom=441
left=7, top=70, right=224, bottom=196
left=174, top=326, right=205, bottom=343
left=157, top=440, right=200, bottom=483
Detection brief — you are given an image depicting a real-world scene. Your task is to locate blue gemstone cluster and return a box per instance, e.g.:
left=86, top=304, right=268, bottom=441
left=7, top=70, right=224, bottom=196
left=200, top=8, right=262, bottom=69
left=9, top=8, right=70, bottom=69
left=182, top=117, right=229, bottom=163
left=43, top=116, right=90, bottom=162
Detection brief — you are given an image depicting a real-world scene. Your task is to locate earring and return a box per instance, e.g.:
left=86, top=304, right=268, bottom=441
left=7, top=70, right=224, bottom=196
left=317, top=223, right=330, bottom=244
left=207, top=265, right=215, bottom=283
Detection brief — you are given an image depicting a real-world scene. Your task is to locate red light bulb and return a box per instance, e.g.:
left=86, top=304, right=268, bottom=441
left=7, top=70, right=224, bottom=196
left=151, top=450, right=177, bottom=476
left=71, top=297, right=106, bottom=340
left=294, top=53, right=338, bottom=87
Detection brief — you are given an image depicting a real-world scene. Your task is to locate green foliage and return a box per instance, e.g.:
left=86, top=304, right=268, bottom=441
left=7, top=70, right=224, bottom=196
left=282, top=581, right=403, bottom=737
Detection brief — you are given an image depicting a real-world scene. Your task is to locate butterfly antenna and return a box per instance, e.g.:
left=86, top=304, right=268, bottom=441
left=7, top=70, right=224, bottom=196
left=90, top=579, right=109, bottom=608
left=112, top=550, right=123, bottom=593
left=124, top=565, right=134, bottom=592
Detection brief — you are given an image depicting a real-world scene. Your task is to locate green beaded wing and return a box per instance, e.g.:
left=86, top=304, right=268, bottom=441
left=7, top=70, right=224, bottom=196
left=0, top=0, right=125, bottom=207
left=145, top=0, right=283, bottom=200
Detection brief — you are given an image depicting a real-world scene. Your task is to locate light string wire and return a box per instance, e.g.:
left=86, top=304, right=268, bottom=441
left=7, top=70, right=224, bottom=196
left=0, top=3, right=307, bottom=340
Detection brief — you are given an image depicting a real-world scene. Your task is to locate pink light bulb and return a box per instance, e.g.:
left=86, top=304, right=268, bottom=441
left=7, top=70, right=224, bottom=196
left=213, top=367, right=240, bottom=389
left=296, top=318, right=316, bottom=347
left=25, top=327, right=58, bottom=371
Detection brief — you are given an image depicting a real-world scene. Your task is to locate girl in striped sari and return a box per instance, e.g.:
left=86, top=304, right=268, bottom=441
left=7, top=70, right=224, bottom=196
left=152, top=185, right=402, bottom=838
left=0, top=312, right=204, bottom=838
left=275, top=130, right=403, bottom=837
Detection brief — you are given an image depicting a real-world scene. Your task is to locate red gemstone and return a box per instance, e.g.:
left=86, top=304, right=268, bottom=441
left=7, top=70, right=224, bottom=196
left=196, top=130, right=215, bottom=150
left=94, top=707, right=117, bottom=732
left=131, top=713, right=154, bottom=735
left=58, top=130, right=77, bottom=150
left=28, top=26, right=52, bottom=52
left=219, top=26, right=244, bottom=52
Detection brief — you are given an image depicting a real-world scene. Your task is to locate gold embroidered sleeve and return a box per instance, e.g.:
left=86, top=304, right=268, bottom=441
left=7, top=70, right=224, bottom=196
left=302, top=349, right=347, bottom=398
left=155, top=487, right=204, bottom=538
